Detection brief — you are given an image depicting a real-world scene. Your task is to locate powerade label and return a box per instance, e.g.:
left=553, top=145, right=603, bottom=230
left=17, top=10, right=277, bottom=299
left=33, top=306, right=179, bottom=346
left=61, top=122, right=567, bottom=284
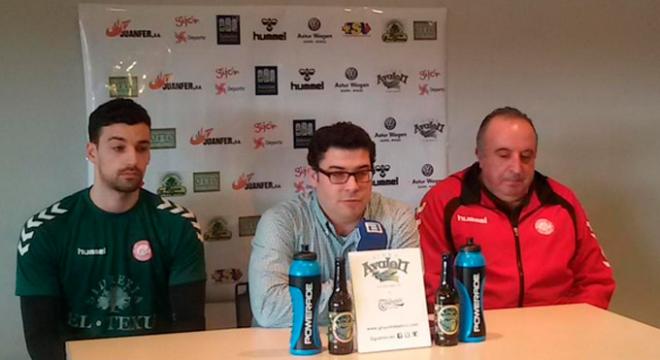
left=434, top=304, right=458, bottom=335
left=289, top=275, right=321, bottom=353
left=328, top=311, right=354, bottom=343
left=455, top=266, right=486, bottom=341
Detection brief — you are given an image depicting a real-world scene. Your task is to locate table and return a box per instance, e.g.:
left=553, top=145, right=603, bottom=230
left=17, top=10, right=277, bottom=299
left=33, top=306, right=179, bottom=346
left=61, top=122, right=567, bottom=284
left=66, top=304, right=660, bottom=359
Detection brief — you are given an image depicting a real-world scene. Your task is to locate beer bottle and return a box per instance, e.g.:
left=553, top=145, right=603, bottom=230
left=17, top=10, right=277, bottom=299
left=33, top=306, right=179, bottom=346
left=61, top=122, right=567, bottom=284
left=434, top=253, right=459, bottom=346
left=328, top=257, right=354, bottom=355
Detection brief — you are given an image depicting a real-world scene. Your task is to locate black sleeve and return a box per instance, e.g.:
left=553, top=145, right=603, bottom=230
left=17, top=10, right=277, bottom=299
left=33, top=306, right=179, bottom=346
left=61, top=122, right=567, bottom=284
left=169, top=280, right=206, bottom=333
left=20, top=296, right=65, bottom=360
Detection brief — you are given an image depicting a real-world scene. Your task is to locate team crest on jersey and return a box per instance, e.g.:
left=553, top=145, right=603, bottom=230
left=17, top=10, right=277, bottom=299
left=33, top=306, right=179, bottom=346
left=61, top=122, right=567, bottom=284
left=534, top=218, right=555, bottom=235
left=132, top=240, right=152, bottom=261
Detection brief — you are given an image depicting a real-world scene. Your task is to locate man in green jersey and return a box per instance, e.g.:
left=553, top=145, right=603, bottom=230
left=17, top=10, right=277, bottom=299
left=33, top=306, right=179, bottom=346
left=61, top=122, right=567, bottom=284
left=15, top=99, right=207, bottom=360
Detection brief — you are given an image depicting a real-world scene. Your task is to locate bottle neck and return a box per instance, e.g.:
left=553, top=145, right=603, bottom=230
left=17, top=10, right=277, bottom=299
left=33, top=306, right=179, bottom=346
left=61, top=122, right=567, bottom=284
left=440, top=257, right=453, bottom=288
left=334, top=259, right=347, bottom=292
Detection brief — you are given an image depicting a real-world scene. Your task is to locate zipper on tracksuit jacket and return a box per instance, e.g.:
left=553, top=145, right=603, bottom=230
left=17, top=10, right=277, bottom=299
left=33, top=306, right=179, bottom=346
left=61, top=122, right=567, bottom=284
left=512, top=224, right=525, bottom=307
left=511, top=208, right=543, bottom=308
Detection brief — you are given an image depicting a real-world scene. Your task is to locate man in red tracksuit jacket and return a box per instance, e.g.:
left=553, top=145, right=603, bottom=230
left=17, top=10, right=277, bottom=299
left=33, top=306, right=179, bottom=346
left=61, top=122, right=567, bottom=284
left=418, top=107, right=615, bottom=310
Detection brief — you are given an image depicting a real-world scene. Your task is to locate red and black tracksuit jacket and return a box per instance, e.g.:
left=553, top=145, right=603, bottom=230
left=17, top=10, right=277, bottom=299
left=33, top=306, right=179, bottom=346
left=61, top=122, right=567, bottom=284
left=418, top=163, right=615, bottom=310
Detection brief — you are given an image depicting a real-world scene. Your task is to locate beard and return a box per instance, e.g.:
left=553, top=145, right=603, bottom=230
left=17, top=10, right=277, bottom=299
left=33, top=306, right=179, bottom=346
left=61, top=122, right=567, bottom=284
left=105, top=168, right=144, bottom=193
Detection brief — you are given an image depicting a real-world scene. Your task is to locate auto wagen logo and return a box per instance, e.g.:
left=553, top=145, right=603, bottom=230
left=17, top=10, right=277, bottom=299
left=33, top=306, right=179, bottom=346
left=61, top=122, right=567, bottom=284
left=298, top=17, right=332, bottom=44
left=412, top=164, right=440, bottom=189
left=421, top=164, right=434, bottom=177
left=308, top=17, right=321, bottom=31
left=336, top=67, right=369, bottom=93
left=375, top=117, right=407, bottom=143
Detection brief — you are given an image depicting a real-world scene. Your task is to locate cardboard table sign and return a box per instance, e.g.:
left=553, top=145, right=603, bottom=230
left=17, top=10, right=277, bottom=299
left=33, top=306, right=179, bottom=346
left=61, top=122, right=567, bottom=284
left=348, top=248, right=431, bottom=353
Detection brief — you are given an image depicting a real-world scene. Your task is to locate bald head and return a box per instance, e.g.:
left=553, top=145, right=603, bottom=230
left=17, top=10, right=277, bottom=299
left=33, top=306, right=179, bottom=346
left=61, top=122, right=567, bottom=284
left=475, top=107, right=538, bottom=208
left=476, top=107, right=538, bottom=152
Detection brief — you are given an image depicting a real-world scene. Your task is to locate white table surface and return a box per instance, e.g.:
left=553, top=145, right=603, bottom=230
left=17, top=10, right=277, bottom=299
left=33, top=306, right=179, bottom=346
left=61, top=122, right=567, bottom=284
left=66, top=303, right=660, bottom=359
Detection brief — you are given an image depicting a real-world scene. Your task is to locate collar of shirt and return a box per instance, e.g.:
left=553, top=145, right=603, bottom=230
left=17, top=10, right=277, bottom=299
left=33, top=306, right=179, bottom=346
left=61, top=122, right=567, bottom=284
left=309, top=191, right=368, bottom=250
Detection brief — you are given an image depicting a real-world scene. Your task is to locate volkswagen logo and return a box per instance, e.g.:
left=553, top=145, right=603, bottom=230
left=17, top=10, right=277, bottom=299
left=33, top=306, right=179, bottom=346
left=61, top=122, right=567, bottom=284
left=384, top=117, right=397, bottom=130
left=308, top=17, right=321, bottom=31
left=345, top=67, right=358, bottom=81
left=421, top=164, right=434, bottom=177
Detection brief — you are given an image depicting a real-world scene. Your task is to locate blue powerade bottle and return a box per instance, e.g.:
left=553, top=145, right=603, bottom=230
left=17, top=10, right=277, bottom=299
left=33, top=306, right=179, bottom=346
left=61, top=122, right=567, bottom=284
left=289, top=244, right=322, bottom=355
left=454, top=238, right=486, bottom=342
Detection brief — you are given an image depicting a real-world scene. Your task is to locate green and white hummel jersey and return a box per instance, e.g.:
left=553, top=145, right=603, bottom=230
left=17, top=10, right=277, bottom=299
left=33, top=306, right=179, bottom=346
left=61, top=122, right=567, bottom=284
left=15, top=188, right=206, bottom=340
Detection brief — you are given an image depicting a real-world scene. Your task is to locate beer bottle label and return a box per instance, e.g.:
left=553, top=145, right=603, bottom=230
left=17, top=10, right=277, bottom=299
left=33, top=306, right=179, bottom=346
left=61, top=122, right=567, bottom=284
left=434, top=304, right=459, bottom=335
left=329, top=311, right=354, bottom=343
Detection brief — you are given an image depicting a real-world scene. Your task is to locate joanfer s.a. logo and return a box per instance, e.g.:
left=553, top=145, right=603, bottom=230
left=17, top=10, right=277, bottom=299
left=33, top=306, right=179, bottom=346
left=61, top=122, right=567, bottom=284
left=362, top=257, right=410, bottom=282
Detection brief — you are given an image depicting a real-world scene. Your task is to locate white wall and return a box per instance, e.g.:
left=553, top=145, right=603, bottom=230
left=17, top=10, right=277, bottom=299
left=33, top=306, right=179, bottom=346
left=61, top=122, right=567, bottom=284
left=1, top=0, right=658, bottom=358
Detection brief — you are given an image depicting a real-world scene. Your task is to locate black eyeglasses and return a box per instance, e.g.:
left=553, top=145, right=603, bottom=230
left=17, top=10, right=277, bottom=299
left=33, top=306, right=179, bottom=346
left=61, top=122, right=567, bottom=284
left=316, top=168, right=374, bottom=184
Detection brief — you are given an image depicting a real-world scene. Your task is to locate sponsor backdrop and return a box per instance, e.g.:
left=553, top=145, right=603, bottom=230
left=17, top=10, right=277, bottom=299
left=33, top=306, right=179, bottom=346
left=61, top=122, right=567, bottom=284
left=79, top=4, right=447, bottom=287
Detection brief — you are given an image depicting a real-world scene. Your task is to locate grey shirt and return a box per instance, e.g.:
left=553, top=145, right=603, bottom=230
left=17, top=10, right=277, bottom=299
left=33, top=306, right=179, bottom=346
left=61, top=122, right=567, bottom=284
left=248, top=191, right=419, bottom=328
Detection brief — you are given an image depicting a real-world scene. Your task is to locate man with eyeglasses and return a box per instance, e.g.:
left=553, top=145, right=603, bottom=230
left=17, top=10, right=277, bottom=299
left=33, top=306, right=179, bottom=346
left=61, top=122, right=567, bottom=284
left=248, top=122, right=419, bottom=327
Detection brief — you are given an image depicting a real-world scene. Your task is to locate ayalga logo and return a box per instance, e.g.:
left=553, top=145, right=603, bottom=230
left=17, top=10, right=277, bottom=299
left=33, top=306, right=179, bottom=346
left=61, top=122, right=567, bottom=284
left=148, top=72, right=202, bottom=91
left=362, top=256, right=410, bottom=282
left=106, top=19, right=161, bottom=38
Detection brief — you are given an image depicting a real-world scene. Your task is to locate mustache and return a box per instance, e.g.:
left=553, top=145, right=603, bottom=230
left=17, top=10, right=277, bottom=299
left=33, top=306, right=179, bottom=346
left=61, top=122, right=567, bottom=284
left=119, top=167, right=142, bottom=175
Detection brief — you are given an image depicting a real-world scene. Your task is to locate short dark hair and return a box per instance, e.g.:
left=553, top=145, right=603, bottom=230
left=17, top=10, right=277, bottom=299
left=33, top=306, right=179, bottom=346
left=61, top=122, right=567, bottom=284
left=307, top=122, right=376, bottom=169
left=476, top=106, right=538, bottom=150
left=88, top=98, right=151, bottom=143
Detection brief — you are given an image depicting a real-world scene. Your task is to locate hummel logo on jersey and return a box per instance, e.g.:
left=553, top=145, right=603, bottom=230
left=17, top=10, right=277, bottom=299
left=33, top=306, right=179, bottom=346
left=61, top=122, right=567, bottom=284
left=456, top=214, right=488, bottom=224
left=156, top=198, right=203, bottom=241
left=77, top=248, right=107, bottom=256
left=18, top=203, right=68, bottom=256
